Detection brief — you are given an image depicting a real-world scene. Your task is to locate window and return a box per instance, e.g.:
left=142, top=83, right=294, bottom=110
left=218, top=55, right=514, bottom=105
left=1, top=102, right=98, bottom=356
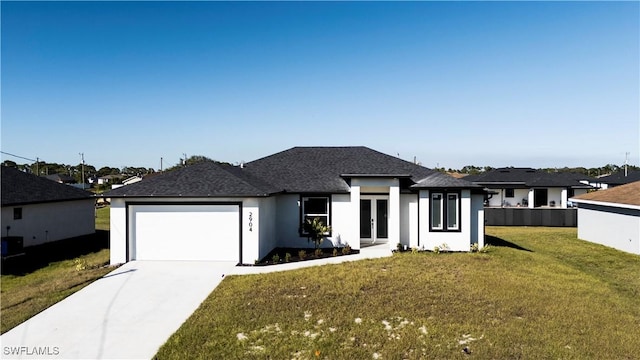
left=13, top=207, right=22, bottom=220
left=447, top=193, right=459, bottom=230
left=431, top=193, right=443, bottom=230
left=505, top=188, right=514, bottom=198
left=430, top=192, right=460, bottom=232
left=300, top=196, right=330, bottom=235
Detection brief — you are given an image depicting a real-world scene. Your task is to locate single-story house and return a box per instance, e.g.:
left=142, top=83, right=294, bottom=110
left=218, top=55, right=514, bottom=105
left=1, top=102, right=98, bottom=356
left=465, top=168, right=596, bottom=208
left=106, top=146, right=486, bottom=265
left=98, top=174, right=124, bottom=185
left=570, top=181, right=640, bottom=255
left=596, top=170, right=640, bottom=189
left=1, top=166, right=95, bottom=253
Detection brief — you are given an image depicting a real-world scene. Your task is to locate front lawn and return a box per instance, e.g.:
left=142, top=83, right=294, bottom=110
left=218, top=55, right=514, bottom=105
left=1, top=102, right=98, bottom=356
left=1, top=205, right=113, bottom=334
left=156, top=227, right=640, bottom=359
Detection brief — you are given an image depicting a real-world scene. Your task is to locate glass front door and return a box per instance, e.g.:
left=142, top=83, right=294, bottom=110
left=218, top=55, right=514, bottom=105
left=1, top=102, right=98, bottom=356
left=360, top=196, right=388, bottom=243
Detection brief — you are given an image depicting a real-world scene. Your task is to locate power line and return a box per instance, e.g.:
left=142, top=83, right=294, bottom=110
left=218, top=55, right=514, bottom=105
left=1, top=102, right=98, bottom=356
left=0, top=151, right=37, bottom=162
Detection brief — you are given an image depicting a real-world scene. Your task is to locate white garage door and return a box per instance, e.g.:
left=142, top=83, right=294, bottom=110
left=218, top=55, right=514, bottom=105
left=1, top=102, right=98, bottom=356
left=130, top=204, right=240, bottom=262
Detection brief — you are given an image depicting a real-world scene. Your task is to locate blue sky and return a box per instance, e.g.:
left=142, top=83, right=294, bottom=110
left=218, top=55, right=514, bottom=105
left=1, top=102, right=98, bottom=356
left=2, top=1, right=638, bottom=170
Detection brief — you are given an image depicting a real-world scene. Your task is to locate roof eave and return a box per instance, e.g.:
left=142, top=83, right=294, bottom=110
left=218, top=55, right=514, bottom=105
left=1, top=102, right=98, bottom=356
left=570, top=198, right=640, bottom=210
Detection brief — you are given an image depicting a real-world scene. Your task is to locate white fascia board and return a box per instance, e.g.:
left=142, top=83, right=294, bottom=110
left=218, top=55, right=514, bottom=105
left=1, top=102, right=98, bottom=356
left=569, top=198, right=640, bottom=211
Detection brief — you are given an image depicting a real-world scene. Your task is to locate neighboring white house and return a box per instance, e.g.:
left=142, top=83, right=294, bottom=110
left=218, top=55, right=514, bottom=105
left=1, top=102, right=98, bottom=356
left=105, top=147, right=486, bottom=265
left=98, top=174, right=123, bottom=185
left=465, top=168, right=596, bottom=208
left=570, top=181, right=640, bottom=255
left=1, top=166, right=95, bottom=252
left=122, top=175, right=143, bottom=186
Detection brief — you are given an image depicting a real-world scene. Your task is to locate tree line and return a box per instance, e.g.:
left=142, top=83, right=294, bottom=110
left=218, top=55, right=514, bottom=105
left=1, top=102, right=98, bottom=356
left=3, top=157, right=637, bottom=184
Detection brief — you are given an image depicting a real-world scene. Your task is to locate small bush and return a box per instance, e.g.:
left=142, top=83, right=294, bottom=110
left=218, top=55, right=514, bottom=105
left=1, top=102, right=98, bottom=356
left=298, top=250, right=307, bottom=260
left=396, top=243, right=403, bottom=252
left=314, top=248, right=323, bottom=258
left=284, top=253, right=292, bottom=262
left=272, top=254, right=280, bottom=263
left=342, top=245, right=351, bottom=255
left=332, top=248, right=338, bottom=257
left=470, top=243, right=479, bottom=252
left=479, top=244, right=492, bottom=253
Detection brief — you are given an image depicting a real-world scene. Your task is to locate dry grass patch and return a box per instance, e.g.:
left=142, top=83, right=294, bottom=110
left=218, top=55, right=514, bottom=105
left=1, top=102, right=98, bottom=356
left=156, top=227, right=640, bottom=359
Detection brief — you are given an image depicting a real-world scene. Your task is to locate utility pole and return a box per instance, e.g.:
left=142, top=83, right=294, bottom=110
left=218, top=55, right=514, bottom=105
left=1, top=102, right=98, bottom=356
left=625, top=152, right=630, bottom=177
left=160, top=157, right=163, bottom=173
left=79, top=153, right=85, bottom=187
left=36, top=157, right=39, bottom=176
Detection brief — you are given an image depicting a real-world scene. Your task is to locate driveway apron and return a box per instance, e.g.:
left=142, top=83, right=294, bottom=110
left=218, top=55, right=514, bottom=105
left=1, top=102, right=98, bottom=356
left=1, top=261, right=235, bottom=359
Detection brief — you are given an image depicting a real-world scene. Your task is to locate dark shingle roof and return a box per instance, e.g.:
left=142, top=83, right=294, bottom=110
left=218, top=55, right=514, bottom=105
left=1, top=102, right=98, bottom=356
left=598, top=170, right=640, bottom=186
left=244, top=146, right=477, bottom=193
left=411, top=172, right=482, bottom=189
left=105, top=161, right=278, bottom=197
left=105, top=147, right=479, bottom=197
left=465, top=167, right=595, bottom=189
left=1, top=166, right=92, bottom=206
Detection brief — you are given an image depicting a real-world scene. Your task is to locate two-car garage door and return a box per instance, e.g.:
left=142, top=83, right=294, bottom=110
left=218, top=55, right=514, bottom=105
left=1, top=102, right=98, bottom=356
left=130, top=204, right=240, bottom=262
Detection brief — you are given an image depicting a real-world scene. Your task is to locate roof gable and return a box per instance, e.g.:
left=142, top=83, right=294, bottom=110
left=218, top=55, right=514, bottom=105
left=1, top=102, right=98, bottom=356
left=1, top=166, right=92, bottom=206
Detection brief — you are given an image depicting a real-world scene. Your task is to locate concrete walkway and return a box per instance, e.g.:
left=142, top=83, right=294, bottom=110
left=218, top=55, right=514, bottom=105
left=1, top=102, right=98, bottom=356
left=1, top=261, right=235, bottom=360
left=0, top=244, right=392, bottom=359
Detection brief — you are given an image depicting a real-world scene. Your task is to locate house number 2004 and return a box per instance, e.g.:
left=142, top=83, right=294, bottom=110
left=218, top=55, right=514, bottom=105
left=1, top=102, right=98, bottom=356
left=248, top=212, right=253, bottom=232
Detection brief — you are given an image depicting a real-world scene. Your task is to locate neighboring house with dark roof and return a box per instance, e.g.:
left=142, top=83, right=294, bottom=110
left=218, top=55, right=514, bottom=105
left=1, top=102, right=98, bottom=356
left=465, top=168, right=596, bottom=208
left=44, top=173, right=76, bottom=184
left=1, top=166, right=95, bottom=253
left=597, top=170, right=640, bottom=189
left=105, top=146, right=486, bottom=265
left=570, top=181, right=640, bottom=255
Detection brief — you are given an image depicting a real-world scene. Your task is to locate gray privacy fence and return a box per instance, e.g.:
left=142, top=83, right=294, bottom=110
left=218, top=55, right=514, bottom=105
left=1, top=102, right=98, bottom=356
left=484, top=208, right=577, bottom=227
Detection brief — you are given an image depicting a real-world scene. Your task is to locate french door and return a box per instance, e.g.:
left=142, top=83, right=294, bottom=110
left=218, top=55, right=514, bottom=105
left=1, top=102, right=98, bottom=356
left=360, top=196, right=389, bottom=243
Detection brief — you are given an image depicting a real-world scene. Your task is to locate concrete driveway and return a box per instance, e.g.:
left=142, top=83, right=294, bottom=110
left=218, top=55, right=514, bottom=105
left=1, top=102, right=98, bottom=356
left=1, top=261, right=235, bottom=360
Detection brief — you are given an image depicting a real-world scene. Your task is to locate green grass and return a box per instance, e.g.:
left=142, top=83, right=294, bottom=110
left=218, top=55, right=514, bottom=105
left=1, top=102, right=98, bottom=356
left=156, top=227, right=640, bottom=359
left=1, top=205, right=113, bottom=334
left=1, top=250, right=113, bottom=334
left=95, top=205, right=110, bottom=231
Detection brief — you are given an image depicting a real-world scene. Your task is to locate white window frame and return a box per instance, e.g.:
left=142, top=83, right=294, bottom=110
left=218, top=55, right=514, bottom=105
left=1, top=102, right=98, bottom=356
left=431, top=193, right=443, bottom=230
left=300, top=196, right=331, bottom=236
left=446, top=193, right=459, bottom=230
left=430, top=191, right=461, bottom=232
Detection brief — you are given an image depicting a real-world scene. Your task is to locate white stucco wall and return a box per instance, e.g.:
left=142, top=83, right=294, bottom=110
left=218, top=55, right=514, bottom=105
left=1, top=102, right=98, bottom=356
left=257, top=197, right=276, bottom=262
left=2, top=199, right=95, bottom=248
left=329, top=194, right=354, bottom=248
left=400, top=194, right=418, bottom=248
left=471, top=194, right=485, bottom=248
left=548, top=188, right=563, bottom=208
left=418, top=189, right=473, bottom=251
left=577, top=205, right=640, bottom=255
left=274, top=194, right=304, bottom=248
